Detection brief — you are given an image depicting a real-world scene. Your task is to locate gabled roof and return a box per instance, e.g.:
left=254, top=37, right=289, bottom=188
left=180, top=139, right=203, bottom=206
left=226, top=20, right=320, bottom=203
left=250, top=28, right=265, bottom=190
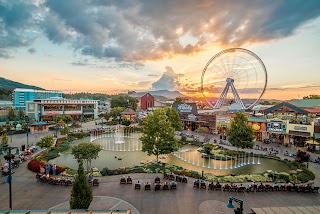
left=289, top=99, right=320, bottom=108
left=263, top=102, right=308, bottom=114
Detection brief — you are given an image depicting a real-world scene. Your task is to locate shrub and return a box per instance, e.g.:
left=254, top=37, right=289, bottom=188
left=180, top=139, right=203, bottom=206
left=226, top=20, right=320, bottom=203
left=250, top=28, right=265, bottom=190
left=121, top=120, right=131, bottom=126
left=180, top=136, right=187, bottom=142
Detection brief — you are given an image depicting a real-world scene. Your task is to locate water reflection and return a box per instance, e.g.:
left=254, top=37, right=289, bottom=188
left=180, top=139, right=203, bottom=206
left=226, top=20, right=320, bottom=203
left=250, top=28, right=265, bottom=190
left=50, top=135, right=290, bottom=176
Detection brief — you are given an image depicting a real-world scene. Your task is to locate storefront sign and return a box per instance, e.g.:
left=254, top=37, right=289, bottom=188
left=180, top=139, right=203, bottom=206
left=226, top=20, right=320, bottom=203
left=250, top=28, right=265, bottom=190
left=267, top=120, right=286, bottom=134
left=268, top=128, right=283, bottom=132
left=173, top=102, right=198, bottom=114
left=188, top=114, right=197, bottom=121
left=252, top=124, right=260, bottom=131
left=43, top=111, right=61, bottom=115
left=64, top=111, right=82, bottom=115
left=294, top=126, right=307, bottom=131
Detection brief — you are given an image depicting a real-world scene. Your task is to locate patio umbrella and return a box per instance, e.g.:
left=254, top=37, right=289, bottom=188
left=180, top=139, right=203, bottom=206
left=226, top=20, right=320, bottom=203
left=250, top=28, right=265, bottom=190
left=267, top=113, right=273, bottom=116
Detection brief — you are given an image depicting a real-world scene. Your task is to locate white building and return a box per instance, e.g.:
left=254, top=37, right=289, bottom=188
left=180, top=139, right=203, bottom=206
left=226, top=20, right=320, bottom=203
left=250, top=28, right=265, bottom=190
left=26, top=98, right=99, bottom=122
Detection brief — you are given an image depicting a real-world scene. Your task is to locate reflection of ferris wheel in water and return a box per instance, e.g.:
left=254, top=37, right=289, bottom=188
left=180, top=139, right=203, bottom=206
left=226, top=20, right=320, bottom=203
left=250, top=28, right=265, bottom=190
left=201, top=48, right=268, bottom=110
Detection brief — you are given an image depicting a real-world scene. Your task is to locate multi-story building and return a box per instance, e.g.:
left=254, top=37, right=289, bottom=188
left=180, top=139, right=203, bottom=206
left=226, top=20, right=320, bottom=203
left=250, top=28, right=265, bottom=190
left=26, top=98, right=99, bottom=122
left=13, top=88, right=62, bottom=110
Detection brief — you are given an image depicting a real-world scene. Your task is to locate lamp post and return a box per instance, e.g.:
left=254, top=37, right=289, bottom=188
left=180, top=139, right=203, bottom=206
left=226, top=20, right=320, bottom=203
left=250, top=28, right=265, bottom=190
left=227, top=196, right=243, bottom=214
left=25, top=116, right=29, bottom=148
left=55, top=116, right=58, bottom=138
left=0, top=146, right=20, bottom=210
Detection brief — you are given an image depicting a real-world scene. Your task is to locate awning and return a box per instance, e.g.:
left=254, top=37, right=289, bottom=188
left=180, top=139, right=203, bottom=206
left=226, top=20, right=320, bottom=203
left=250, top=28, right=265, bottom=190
left=306, top=140, right=320, bottom=145
left=314, top=133, right=320, bottom=139
left=288, top=130, right=310, bottom=137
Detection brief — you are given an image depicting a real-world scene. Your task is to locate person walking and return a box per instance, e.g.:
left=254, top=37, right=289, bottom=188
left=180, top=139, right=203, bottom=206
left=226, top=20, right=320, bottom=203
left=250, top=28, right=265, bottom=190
left=45, top=164, right=51, bottom=176
left=53, top=164, right=57, bottom=175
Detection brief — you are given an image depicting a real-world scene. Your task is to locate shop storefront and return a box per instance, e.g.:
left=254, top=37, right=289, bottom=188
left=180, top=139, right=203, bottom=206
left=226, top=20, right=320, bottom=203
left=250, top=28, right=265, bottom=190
left=266, top=120, right=287, bottom=144
left=287, top=123, right=314, bottom=147
left=173, top=102, right=215, bottom=132
left=247, top=116, right=267, bottom=141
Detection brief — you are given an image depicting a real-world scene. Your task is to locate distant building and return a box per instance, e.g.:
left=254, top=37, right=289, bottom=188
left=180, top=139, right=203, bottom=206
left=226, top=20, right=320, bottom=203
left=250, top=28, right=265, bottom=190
left=26, top=98, right=99, bottom=122
left=13, top=88, right=62, bottom=110
left=129, top=93, right=155, bottom=111
left=140, top=93, right=154, bottom=111
left=0, top=100, right=13, bottom=109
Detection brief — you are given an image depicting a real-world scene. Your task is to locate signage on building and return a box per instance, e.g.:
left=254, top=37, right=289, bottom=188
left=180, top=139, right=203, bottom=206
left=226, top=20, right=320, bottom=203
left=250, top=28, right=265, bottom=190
left=64, top=111, right=82, bottom=115
left=267, top=120, right=286, bottom=134
left=43, top=111, right=61, bottom=115
left=294, top=126, right=307, bottom=131
left=188, top=114, right=197, bottom=121
left=173, top=102, right=198, bottom=114
left=252, top=124, right=261, bottom=131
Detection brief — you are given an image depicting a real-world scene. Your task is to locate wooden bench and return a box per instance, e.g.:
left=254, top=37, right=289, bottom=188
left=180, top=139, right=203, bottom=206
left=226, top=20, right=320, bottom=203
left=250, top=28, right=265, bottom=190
left=92, top=179, right=99, bottom=186
left=120, top=178, right=126, bottom=184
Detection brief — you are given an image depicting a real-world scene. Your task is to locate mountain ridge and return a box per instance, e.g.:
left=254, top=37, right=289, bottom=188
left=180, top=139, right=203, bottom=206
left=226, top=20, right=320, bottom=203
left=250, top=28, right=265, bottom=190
left=0, top=77, right=44, bottom=90
left=129, top=89, right=187, bottom=99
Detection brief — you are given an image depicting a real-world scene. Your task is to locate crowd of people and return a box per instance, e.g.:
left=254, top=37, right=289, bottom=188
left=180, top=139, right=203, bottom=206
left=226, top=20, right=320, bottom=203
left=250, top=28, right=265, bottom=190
left=1, top=145, right=38, bottom=176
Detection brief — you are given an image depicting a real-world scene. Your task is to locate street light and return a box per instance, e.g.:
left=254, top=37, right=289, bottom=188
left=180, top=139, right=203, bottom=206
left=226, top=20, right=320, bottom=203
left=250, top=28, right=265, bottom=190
left=227, top=196, right=243, bottom=214
left=55, top=116, right=58, bottom=138
left=24, top=116, right=29, bottom=148
left=0, top=146, right=20, bottom=209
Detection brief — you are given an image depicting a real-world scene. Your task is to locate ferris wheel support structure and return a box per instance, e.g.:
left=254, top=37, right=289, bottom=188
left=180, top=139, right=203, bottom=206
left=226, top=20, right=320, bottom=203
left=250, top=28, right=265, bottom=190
left=214, top=78, right=245, bottom=109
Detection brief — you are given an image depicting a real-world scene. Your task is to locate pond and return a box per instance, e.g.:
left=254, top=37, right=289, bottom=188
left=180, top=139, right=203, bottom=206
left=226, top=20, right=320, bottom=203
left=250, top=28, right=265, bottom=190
left=50, top=134, right=290, bottom=176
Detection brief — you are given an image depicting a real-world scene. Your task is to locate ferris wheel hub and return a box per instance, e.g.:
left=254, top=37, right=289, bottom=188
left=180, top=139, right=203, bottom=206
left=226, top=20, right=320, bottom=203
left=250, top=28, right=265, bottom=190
left=226, top=78, right=234, bottom=83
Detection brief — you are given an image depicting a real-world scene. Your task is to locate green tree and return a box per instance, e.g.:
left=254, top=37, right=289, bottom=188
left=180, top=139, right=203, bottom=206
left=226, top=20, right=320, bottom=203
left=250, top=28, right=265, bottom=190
left=140, top=108, right=178, bottom=162
left=63, top=115, right=73, bottom=126
left=60, top=126, right=70, bottom=135
left=8, top=107, right=15, bottom=121
left=18, top=108, right=25, bottom=120
left=1, top=133, right=8, bottom=146
left=165, top=107, right=182, bottom=131
left=36, top=135, right=54, bottom=149
left=109, top=107, right=126, bottom=119
left=71, top=142, right=102, bottom=171
left=197, top=127, right=210, bottom=133
left=227, top=112, right=255, bottom=149
left=303, top=94, right=320, bottom=99
left=70, top=160, right=93, bottom=209
left=110, top=94, right=138, bottom=110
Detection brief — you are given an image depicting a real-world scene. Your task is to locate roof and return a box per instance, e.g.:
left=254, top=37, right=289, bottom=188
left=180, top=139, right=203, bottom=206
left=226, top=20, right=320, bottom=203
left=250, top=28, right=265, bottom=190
left=263, top=102, right=308, bottom=114
left=121, top=108, right=137, bottom=115
left=13, top=88, right=62, bottom=93
left=248, top=116, right=267, bottom=123
left=289, top=99, right=320, bottom=108
left=301, top=108, right=320, bottom=113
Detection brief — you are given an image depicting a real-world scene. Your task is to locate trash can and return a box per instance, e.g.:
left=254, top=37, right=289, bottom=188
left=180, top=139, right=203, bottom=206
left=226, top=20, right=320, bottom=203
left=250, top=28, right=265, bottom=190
left=21, top=144, right=26, bottom=152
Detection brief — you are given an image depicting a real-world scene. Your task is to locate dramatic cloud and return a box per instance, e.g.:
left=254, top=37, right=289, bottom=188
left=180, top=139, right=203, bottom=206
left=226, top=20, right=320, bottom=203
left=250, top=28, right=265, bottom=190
left=71, top=59, right=95, bottom=66
left=40, top=0, right=320, bottom=64
left=27, top=48, right=36, bottom=54
left=0, top=0, right=38, bottom=58
left=152, top=66, right=183, bottom=90
left=1, top=0, right=320, bottom=63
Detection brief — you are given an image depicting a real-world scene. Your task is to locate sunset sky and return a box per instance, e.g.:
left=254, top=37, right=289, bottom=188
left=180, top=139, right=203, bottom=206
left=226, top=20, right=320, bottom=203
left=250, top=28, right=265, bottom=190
left=0, top=0, right=320, bottom=100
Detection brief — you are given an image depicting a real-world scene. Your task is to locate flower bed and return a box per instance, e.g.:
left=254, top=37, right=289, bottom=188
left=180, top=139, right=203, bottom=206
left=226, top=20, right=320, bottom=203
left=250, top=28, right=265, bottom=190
left=27, top=159, right=66, bottom=175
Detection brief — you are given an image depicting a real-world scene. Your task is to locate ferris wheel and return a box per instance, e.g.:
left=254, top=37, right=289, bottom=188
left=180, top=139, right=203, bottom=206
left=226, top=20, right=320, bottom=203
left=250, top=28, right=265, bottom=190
left=201, top=48, right=268, bottom=110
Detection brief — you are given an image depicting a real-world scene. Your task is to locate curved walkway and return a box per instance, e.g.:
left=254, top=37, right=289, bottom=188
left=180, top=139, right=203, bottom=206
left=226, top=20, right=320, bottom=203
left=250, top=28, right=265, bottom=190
left=50, top=196, right=140, bottom=214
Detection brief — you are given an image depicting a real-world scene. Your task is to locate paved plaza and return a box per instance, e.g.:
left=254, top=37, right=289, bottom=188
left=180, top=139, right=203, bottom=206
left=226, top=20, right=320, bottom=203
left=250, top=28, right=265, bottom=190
left=1, top=124, right=320, bottom=213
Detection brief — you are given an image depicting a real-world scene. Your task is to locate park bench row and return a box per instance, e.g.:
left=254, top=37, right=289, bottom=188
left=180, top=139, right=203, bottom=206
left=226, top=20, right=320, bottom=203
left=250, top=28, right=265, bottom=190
left=36, top=174, right=99, bottom=186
